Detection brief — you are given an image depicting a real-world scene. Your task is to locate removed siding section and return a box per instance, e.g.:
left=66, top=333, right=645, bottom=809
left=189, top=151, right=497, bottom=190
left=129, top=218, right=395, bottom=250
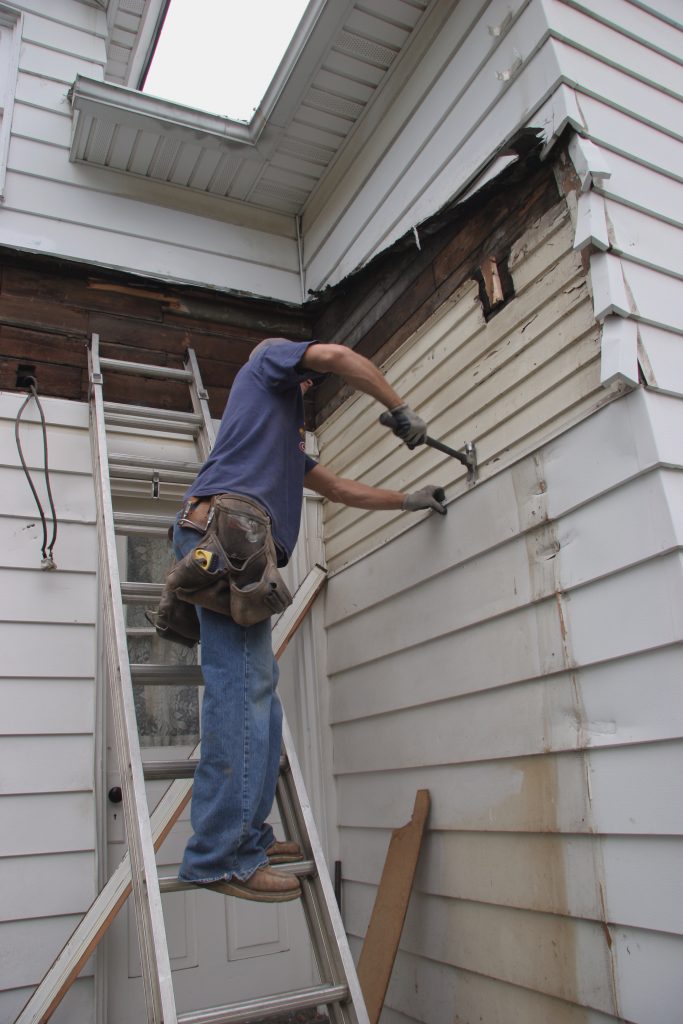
left=318, top=197, right=622, bottom=571
left=325, top=388, right=683, bottom=1023
left=1, top=1, right=301, bottom=301
left=0, top=391, right=97, bottom=1023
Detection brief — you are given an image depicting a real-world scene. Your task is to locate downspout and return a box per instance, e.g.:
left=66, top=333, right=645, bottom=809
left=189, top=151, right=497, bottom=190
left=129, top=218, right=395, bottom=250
left=296, top=214, right=306, bottom=306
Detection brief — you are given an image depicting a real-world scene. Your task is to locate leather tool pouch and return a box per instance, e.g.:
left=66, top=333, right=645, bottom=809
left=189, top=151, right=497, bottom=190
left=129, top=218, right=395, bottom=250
left=164, top=493, right=292, bottom=628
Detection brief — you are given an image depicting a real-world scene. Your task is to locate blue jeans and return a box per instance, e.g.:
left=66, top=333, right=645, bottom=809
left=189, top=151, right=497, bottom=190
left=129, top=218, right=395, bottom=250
left=173, top=517, right=280, bottom=882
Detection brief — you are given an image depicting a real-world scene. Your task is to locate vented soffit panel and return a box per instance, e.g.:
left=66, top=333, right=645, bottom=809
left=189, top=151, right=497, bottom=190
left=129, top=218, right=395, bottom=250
left=73, top=0, right=433, bottom=216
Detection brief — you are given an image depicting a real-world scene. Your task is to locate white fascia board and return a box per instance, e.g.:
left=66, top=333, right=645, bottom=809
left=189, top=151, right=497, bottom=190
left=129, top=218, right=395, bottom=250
left=251, top=0, right=342, bottom=134
left=125, top=0, right=169, bottom=89
left=600, top=314, right=639, bottom=388
left=69, top=75, right=255, bottom=148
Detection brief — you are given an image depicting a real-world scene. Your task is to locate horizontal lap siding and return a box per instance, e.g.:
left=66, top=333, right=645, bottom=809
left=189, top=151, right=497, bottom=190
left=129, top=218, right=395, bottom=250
left=2, top=2, right=300, bottom=301
left=547, top=0, right=683, bottom=396
left=325, top=388, right=683, bottom=1023
left=304, top=0, right=565, bottom=290
left=0, top=391, right=97, bottom=1019
left=318, top=200, right=614, bottom=571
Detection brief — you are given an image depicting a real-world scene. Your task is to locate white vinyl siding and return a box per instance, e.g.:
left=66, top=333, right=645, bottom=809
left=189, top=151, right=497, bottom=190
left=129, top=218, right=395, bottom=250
left=323, top=387, right=683, bottom=1023
left=0, top=4, right=22, bottom=199
left=0, top=1, right=301, bottom=301
left=542, top=0, right=683, bottom=401
left=302, top=0, right=683, bottom=304
left=0, top=391, right=97, bottom=1024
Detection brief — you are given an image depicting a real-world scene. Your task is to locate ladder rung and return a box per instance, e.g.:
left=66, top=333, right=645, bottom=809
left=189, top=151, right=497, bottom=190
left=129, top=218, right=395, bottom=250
left=110, top=462, right=198, bottom=486
left=121, top=582, right=163, bottom=603
left=158, top=860, right=316, bottom=893
left=110, top=453, right=201, bottom=476
left=100, top=356, right=194, bottom=382
left=143, top=759, right=198, bottom=781
left=176, top=983, right=349, bottom=1024
left=115, top=512, right=174, bottom=536
left=142, top=754, right=287, bottom=781
left=132, top=664, right=203, bottom=686
left=104, top=401, right=201, bottom=424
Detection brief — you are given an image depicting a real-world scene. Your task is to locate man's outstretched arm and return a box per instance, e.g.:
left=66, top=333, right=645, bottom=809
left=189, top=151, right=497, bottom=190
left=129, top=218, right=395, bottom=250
left=305, top=463, right=446, bottom=515
left=301, top=343, right=427, bottom=448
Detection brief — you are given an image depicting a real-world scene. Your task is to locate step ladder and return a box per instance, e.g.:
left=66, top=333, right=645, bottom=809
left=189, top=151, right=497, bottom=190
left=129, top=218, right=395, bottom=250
left=15, top=335, right=369, bottom=1024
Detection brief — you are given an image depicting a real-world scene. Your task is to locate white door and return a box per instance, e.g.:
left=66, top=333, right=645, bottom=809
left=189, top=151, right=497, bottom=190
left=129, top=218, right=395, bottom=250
left=104, top=495, right=317, bottom=1022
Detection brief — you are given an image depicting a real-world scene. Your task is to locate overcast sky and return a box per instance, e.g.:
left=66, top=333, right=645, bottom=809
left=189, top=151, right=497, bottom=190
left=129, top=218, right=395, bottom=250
left=143, top=0, right=311, bottom=122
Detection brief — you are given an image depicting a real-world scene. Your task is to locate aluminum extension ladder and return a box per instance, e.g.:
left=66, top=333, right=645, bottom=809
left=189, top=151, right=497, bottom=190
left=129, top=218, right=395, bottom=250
left=15, top=335, right=369, bottom=1024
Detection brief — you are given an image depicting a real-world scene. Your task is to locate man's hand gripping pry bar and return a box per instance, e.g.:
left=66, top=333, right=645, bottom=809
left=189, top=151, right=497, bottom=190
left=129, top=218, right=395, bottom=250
left=379, top=409, right=478, bottom=483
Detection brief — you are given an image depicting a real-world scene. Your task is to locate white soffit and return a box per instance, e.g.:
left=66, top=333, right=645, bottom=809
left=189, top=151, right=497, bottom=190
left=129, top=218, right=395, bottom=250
left=71, top=0, right=433, bottom=215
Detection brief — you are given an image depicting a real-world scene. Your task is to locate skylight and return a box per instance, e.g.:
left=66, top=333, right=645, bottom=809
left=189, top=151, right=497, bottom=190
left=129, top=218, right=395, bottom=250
left=143, top=0, right=311, bottom=123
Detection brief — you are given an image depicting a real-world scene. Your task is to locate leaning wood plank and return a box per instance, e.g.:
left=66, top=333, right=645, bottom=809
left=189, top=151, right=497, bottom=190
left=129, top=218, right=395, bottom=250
left=357, top=789, right=430, bottom=1024
left=14, top=564, right=327, bottom=1024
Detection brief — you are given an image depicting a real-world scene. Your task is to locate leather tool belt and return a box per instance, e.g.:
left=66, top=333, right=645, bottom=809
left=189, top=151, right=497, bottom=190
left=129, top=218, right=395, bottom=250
left=148, top=493, right=292, bottom=645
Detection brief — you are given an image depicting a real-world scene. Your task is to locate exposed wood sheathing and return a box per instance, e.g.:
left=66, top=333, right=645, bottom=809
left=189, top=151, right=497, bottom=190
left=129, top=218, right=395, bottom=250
left=0, top=252, right=311, bottom=419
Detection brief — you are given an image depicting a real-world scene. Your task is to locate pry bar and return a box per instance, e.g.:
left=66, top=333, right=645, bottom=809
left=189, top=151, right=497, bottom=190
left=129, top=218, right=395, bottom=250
left=379, top=411, right=478, bottom=483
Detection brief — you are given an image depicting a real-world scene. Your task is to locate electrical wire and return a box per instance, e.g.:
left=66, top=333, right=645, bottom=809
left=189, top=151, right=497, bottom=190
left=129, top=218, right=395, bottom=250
left=14, top=379, right=58, bottom=569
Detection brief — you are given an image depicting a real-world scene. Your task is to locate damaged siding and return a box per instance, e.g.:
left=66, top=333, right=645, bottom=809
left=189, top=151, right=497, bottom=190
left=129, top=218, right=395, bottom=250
left=324, top=387, right=683, bottom=1023
left=0, top=392, right=97, bottom=1023
left=542, top=0, right=683, bottom=398
left=318, top=197, right=621, bottom=571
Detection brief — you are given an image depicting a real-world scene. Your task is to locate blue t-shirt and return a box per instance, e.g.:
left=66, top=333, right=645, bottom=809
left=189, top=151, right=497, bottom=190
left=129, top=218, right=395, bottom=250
left=185, top=339, right=322, bottom=562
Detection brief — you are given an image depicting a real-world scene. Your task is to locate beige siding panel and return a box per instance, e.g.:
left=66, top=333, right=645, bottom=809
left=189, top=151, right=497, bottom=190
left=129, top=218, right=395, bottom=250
left=318, top=204, right=610, bottom=570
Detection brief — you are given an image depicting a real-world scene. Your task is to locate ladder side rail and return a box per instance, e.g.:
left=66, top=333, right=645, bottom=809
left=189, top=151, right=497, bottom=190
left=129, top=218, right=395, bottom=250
left=89, top=335, right=177, bottom=1024
left=14, top=567, right=328, bottom=1024
left=279, top=715, right=370, bottom=1024
left=185, top=347, right=216, bottom=459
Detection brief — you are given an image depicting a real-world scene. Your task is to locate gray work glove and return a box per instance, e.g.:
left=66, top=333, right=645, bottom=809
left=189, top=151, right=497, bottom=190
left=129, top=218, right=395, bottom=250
left=402, top=486, right=447, bottom=515
left=379, top=405, right=428, bottom=449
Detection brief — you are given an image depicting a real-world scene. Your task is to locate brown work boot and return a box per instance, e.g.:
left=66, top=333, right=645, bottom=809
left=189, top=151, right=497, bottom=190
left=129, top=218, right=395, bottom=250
left=202, top=866, right=301, bottom=903
left=267, top=839, right=304, bottom=864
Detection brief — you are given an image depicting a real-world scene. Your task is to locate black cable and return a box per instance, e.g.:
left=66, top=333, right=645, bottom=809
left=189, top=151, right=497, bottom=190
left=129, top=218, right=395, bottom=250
left=14, top=379, right=58, bottom=569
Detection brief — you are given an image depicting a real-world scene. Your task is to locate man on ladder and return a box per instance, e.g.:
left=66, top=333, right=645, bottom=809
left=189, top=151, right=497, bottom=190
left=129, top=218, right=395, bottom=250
left=158, top=339, right=446, bottom=903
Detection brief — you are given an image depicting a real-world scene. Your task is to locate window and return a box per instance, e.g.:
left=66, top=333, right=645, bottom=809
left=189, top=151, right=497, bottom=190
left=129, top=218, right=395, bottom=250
left=0, top=4, right=21, bottom=201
